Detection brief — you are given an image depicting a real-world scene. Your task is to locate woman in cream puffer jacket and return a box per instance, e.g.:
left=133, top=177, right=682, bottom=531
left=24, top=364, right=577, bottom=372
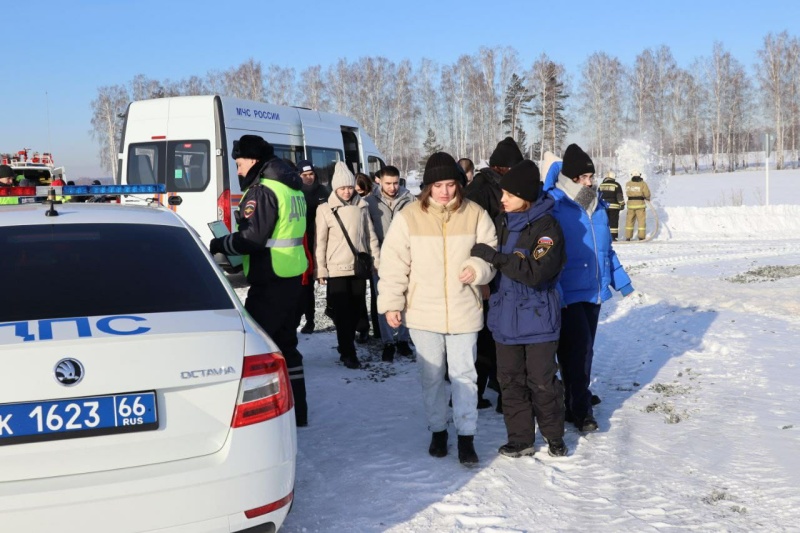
left=315, top=162, right=380, bottom=369
left=377, top=152, right=497, bottom=465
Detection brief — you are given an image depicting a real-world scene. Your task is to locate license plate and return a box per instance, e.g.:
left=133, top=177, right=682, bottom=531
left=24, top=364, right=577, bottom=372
left=0, top=391, right=158, bottom=446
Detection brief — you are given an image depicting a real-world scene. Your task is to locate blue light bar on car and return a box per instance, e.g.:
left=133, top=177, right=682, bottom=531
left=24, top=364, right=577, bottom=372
left=62, top=184, right=167, bottom=195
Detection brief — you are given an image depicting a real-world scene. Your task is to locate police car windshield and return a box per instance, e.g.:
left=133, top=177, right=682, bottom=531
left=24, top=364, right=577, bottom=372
left=0, top=224, right=235, bottom=322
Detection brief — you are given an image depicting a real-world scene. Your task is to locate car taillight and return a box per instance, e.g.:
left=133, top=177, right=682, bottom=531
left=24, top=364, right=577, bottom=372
left=217, top=189, right=231, bottom=231
left=244, top=491, right=294, bottom=519
left=231, top=353, right=294, bottom=427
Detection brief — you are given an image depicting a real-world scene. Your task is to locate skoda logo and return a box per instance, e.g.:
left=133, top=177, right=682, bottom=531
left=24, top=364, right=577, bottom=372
left=54, top=358, right=84, bottom=386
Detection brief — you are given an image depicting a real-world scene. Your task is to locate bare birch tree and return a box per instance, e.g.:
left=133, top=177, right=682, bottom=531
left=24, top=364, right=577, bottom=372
left=90, top=85, right=129, bottom=180
left=578, top=52, right=623, bottom=160
left=298, top=65, right=328, bottom=110
left=326, top=59, right=351, bottom=116
left=757, top=31, right=791, bottom=169
left=264, top=65, right=297, bottom=106
left=223, top=58, right=264, bottom=100
left=630, top=49, right=657, bottom=142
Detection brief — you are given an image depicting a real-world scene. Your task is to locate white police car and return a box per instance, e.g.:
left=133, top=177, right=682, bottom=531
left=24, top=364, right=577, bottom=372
left=0, top=185, right=296, bottom=532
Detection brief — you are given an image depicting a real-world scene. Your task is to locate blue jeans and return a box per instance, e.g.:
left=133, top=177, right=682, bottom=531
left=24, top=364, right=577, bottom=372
left=409, top=329, right=478, bottom=436
left=373, top=271, right=409, bottom=344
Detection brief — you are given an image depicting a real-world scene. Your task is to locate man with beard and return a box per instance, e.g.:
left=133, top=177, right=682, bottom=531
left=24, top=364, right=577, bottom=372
left=542, top=144, right=634, bottom=432
left=296, top=159, right=331, bottom=334
left=464, top=137, right=524, bottom=411
left=210, top=135, right=309, bottom=427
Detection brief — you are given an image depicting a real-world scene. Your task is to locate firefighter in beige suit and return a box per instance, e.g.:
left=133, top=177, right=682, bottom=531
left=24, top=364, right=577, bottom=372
left=624, top=171, right=651, bottom=241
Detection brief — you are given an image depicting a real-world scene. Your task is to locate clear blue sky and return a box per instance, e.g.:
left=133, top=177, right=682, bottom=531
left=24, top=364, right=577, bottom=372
left=2, top=0, right=796, bottom=178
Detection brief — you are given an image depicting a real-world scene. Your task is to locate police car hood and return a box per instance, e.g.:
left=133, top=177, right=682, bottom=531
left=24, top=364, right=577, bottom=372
left=0, top=309, right=270, bottom=482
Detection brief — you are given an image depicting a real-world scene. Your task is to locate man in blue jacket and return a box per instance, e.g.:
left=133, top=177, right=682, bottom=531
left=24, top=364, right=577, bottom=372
left=542, top=145, right=634, bottom=433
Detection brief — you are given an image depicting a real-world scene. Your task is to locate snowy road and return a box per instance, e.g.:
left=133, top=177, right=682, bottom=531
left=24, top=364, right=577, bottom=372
left=271, top=232, right=800, bottom=532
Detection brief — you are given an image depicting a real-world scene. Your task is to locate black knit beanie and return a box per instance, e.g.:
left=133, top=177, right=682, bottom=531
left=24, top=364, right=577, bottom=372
left=232, top=134, right=274, bottom=161
left=561, top=143, right=595, bottom=179
left=422, top=152, right=462, bottom=186
left=499, top=160, right=540, bottom=202
left=489, top=137, right=524, bottom=168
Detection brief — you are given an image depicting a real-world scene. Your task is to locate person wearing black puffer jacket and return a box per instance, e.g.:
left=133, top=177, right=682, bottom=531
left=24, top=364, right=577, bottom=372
left=464, top=137, right=525, bottom=412
left=471, top=159, right=568, bottom=459
left=295, top=160, right=330, bottom=334
left=209, top=135, right=309, bottom=427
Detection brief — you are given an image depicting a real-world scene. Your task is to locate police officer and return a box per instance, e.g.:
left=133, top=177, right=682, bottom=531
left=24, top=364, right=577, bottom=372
left=599, top=171, right=625, bottom=240
left=624, top=170, right=651, bottom=241
left=209, top=135, right=310, bottom=427
left=0, top=165, right=18, bottom=205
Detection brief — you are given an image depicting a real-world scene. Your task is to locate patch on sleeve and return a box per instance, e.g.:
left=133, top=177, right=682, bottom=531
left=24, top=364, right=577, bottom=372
left=533, top=236, right=554, bottom=260
left=243, top=200, right=257, bottom=219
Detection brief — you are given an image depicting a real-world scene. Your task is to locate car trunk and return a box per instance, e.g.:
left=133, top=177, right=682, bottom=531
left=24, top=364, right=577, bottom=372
left=0, top=309, right=246, bottom=482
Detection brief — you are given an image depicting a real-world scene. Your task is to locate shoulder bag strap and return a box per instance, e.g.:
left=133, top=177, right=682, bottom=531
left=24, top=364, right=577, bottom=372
left=332, top=208, right=359, bottom=259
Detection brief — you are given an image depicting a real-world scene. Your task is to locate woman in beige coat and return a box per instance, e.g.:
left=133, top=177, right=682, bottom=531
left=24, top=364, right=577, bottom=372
left=315, top=162, right=380, bottom=369
left=377, top=152, right=497, bottom=465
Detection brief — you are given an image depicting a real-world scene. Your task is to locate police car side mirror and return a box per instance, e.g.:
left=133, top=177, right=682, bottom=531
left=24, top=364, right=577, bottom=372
left=168, top=195, right=183, bottom=206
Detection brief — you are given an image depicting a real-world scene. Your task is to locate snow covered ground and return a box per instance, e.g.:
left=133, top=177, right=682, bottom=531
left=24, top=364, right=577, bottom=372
left=237, top=168, right=800, bottom=532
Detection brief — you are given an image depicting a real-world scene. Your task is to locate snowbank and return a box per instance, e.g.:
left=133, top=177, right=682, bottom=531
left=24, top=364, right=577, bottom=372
left=658, top=205, right=800, bottom=240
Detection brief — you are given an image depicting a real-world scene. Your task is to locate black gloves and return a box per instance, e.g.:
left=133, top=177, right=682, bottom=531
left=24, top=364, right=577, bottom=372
left=209, top=238, right=224, bottom=256
left=470, top=243, right=497, bottom=264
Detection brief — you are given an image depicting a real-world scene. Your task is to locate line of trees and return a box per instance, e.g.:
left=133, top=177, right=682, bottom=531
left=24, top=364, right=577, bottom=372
left=91, top=31, right=800, bottom=179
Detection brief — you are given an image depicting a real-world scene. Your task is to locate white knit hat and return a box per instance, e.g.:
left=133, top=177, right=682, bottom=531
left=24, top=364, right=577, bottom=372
left=331, top=161, right=355, bottom=190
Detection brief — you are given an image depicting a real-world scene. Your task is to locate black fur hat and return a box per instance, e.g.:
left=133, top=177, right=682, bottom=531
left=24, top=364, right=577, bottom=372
left=499, top=160, right=540, bottom=202
left=561, top=144, right=595, bottom=179
left=232, top=135, right=274, bottom=161
left=423, top=152, right=461, bottom=186
left=489, top=137, right=524, bottom=168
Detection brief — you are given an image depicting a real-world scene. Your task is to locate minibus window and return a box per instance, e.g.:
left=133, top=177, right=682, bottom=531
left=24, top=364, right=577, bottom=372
left=341, top=131, right=361, bottom=173
left=271, top=144, right=302, bottom=165
left=308, top=147, right=343, bottom=187
left=127, top=143, right=165, bottom=185
left=368, top=156, right=385, bottom=179
left=168, top=140, right=211, bottom=192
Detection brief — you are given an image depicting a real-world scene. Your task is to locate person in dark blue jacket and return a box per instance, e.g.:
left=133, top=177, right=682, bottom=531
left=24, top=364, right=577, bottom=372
left=471, top=160, right=568, bottom=458
left=542, top=144, right=634, bottom=433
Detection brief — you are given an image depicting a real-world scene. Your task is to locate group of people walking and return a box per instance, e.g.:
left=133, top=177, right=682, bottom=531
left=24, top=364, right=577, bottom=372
left=209, top=133, right=635, bottom=466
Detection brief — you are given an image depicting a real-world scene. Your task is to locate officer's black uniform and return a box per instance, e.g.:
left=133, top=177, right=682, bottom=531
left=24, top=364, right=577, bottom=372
left=210, top=137, right=309, bottom=427
left=599, top=175, right=625, bottom=241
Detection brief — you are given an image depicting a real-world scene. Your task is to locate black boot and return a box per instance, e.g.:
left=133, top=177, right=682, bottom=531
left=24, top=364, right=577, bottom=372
left=477, top=397, right=492, bottom=409
left=546, top=437, right=568, bottom=457
left=396, top=340, right=413, bottom=357
left=576, top=415, right=598, bottom=432
left=429, top=430, right=448, bottom=457
left=457, top=435, right=479, bottom=465
left=498, top=441, right=534, bottom=458
left=382, top=343, right=396, bottom=362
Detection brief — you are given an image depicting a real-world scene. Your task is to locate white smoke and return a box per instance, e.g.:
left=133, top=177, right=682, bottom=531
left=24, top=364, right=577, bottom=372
left=614, top=139, right=665, bottom=203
